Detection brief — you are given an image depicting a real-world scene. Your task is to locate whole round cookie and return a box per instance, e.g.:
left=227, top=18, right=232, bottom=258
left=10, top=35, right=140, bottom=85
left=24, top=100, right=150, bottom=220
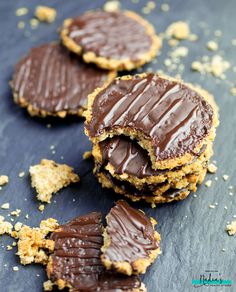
left=11, top=43, right=116, bottom=118
left=61, top=10, right=162, bottom=71
left=85, top=73, right=219, bottom=170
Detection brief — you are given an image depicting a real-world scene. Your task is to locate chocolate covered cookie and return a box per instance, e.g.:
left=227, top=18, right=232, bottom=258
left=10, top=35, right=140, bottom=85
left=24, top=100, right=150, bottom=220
left=101, top=200, right=161, bottom=275
left=61, top=11, right=161, bottom=71
left=11, top=43, right=115, bottom=117
left=47, top=212, right=146, bottom=291
left=85, top=73, right=219, bottom=170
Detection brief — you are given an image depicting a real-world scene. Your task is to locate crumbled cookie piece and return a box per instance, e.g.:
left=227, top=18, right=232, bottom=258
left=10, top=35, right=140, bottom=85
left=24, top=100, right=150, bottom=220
left=207, top=163, right=217, bottom=173
left=12, top=266, right=19, bottom=272
left=83, top=151, right=92, bottom=160
left=11, top=209, right=21, bottom=217
left=29, top=159, right=80, bottom=203
left=103, top=0, right=120, bottom=12
left=166, top=21, right=190, bottom=40
left=208, top=204, right=215, bottom=209
left=35, top=6, right=57, bottom=23
left=14, top=222, right=23, bottom=232
left=0, top=175, right=9, bottom=186
left=226, top=221, right=236, bottom=236
left=19, top=171, right=25, bottom=178
left=0, top=216, right=13, bottom=235
left=223, top=174, right=229, bottom=181
left=16, top=218, right=58, bottom=265
left=38, top=204, right=45, bottom=212
left=30, top=18, right=39, bottom=29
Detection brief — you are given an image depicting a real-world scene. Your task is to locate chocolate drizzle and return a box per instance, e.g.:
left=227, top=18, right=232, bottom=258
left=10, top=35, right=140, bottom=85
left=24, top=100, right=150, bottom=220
left=49, top=212, right=142, bottom=291
left=87, top=74, right=213, bottom=161
left=12, top=43, right=110, bottom=113
left=67, top=11, right=152, bottom=61
left=104, top=200, right=159, bottom=263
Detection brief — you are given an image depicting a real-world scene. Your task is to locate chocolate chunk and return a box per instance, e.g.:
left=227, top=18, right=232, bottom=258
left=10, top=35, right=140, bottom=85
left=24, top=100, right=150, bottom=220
left=65, top=11, right=154, bottom=61
left=47, top=212, right=144, bottom=291
left=11, top=43, right=113, bottom=116
left=101, top=200, right=160, bottom=275
left=87, top=74, right=213, bottom=161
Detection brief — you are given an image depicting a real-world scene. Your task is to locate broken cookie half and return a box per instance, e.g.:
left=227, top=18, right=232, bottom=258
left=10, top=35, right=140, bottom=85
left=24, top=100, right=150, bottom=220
left=29, top=159, right=80, bottom=203
left=46, top=212, right=146, bottom=292
left=101, top=200, right=161, bottom=275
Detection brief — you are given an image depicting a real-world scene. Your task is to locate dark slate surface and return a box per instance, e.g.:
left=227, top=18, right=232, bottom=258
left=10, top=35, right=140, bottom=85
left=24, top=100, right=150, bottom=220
left=0, top=0, right=235, bottom=291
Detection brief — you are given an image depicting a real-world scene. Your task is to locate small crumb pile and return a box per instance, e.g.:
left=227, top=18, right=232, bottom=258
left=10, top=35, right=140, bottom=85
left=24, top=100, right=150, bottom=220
left=16, top=218, right=58, bottom=265
left=35, top=6, right=57, bottom=23
left=29, top=159, right=80, bottom=203
left=191, top=55, right=230, bottom=79
left=226, top=220, right=236, bottom=236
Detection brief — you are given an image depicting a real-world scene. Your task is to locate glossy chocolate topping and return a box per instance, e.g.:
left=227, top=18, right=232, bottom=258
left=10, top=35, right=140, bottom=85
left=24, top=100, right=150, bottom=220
left=49, top=212, right=142, bottom=291
left=12, top=43, right=110, bottom=113
left=103, top=200, right=159, bottom=264
left=88, top=74, right=213, bottom=161
left=100, top=136, right=165, bottom=177
left=99, top=137, right=207, bottom=178
left=67, top=11, right=152, bottom=60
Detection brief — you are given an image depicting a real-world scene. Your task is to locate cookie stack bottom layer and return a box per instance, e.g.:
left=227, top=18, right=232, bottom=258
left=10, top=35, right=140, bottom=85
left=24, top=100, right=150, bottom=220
left=92, top=136, right=213, bottom=204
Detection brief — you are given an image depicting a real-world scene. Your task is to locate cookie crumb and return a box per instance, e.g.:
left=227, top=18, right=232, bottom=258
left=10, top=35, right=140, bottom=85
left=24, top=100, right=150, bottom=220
left=103, top=0, right=120, bottom=12
left=205, top=180, right=212, bottom=187
left=166, top=21, right=190, bottom=40
left=19, top=171, right=25, bottom=178
left=222, top=174, right=229, bottom=181
left=17, top=21, right=25, bottom=29
left=1, top=203, right=10, bottom=210
left=38, top=204, right=45, bottom=212
left=207, top=163, right=217, bottom=174
left=0, top=216, right=13, bottom=235
left=14, top=222, right=23, bottom=232
left=224, top=206, right=228, bottom=210
left=30, top=18, right=39, bottom=29
left=11, top=209, right=21, bottom=217
left=7, top=245, right=13, bottom=251
left=161, top=3, right=170, bottom=12
left=13, top=266, right=19, bottom=272
left=43, top=280, right=53, bottom=291
left=226, top=220, right=236, bottom=235
left=35, top=6, right=57, bottom=23
left=230, top=87, right=236, bottom=96
left=221, top=248, right=226, bottom=252
left=206, top=41, right=218, bottom=51
left=15, top=7, right=28, bottom=16
left=29, top=159, right=80, bottom=203
left=0, top=175, right=9, bottom=186
left=208, top=204, right=215, bottom=209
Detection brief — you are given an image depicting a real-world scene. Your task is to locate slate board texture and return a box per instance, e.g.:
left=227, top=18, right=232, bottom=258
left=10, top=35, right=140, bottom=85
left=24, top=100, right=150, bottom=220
left=0, top=0, right=236, bottom=292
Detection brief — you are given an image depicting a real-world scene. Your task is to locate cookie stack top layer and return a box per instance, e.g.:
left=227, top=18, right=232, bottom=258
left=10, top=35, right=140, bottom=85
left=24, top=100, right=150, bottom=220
left=85, top=73, right=218, bottom=170
left=61, top=11, right=161, bottom=70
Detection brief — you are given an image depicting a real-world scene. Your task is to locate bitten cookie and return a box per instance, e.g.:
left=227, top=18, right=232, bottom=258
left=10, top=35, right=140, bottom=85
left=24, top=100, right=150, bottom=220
left=85, top=73, right=219, bottom=170
left=47, top=212, right=146, bottom=292
left=61, top=10, right=161, bottom=71
left=101, top=200, right=161, bottom=275
left=11, top=43, right=116, bottom=117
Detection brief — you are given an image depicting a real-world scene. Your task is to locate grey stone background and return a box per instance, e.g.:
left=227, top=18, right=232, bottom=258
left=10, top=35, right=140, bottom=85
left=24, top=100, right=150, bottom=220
left=0, top=0, right=235, bottom=291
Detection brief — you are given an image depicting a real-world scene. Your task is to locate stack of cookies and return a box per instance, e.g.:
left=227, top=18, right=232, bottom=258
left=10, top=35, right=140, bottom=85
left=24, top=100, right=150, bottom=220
left=11, top=10, right=161, bottom=118
left=85, top=73, right=219, bottom=205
